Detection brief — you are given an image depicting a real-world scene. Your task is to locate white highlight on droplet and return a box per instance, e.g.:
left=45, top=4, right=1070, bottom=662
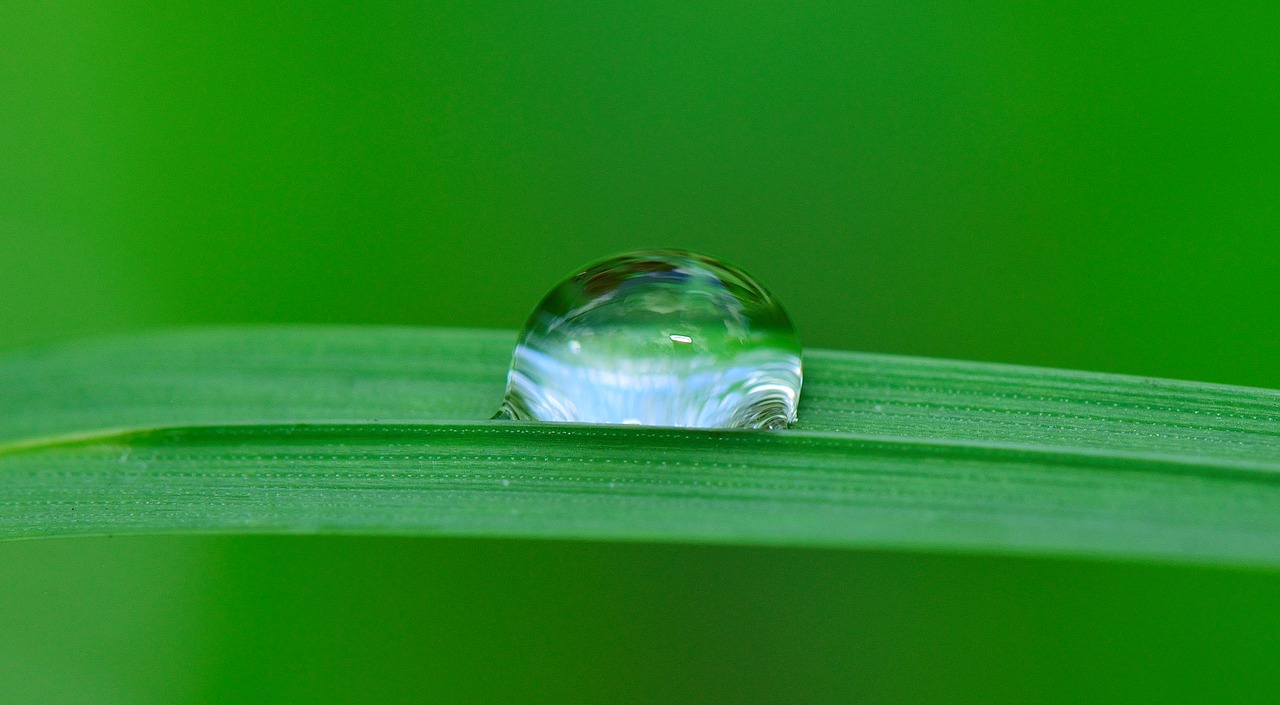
left=669, top=334, right=693, bottom=344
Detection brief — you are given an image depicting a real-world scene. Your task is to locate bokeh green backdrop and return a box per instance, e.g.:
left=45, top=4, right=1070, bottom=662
left=2, top=1, right=1278, bottom=703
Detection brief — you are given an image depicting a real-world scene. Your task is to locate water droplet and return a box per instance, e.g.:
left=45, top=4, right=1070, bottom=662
left=495, top=249, right=802, bottom=429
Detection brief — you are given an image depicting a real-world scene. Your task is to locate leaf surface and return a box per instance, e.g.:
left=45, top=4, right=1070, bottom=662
left=3, top=326, right=1279, bottom=566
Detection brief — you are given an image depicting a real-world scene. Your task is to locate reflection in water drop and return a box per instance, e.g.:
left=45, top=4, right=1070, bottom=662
left=495, top=250, right=802, bottom=430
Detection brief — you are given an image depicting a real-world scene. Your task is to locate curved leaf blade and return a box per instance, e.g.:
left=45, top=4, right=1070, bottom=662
left=2, top=326, right=1280, bottom=566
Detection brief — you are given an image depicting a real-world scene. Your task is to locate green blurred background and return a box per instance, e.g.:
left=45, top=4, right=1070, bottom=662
left=2, top=1, right=1278, bottom=702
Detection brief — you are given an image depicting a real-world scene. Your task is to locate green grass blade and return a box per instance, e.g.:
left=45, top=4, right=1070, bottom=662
left=2, top=326, right=1280, bottom=566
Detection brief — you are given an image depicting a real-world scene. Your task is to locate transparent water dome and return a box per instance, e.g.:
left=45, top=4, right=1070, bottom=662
left=495, top=250, right=802, bottom=429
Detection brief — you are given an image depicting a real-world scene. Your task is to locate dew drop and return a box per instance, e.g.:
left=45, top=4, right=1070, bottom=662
left=495, top=249, right=802, bottom=429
